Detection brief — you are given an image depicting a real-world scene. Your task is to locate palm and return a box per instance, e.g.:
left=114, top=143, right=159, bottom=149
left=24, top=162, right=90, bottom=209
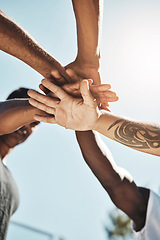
left=28, top=79, right=99, bottom=131
left=55, top=97, right=98, bottom=131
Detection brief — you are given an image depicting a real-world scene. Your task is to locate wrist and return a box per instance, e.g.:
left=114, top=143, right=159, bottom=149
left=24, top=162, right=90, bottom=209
left=24, top=100, right=39, bottom=122
left=75, top=53, right=100, bottom=70
left=93, top=110, right=112, bottom=134
left=93, top=109, right=103, bottom=131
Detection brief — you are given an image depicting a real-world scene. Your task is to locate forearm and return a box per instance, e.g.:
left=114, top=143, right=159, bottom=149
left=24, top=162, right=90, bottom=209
left=94, top=111, right=160, bottom=156
left=72, top=0, right=103, bottom=67
left=0, top=99, right=39, bottom=135
left=75, top=130, right=148, bottom=227
left=76, top=130, right=124, bottom=188
left=0, top=10, right=69, bottom=81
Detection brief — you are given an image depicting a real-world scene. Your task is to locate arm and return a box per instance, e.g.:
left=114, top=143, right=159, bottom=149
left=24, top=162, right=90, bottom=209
left=0, top=10, right=70, bottom=82
left=28, top=79, right=160, bottom=156
left=0, top=9, right=110, bottom=103
left=76, top=130, right=149, bottom=231
left=0, top=99, right=43, bottom=135
left=94, top=111, right=160, bottom=156
left=66, top=0, right=103, bottom=84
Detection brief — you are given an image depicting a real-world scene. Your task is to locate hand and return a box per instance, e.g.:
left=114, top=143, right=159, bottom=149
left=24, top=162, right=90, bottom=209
left=65, top=58, right=101, bottom=85
left=40, top=69, right=119, bottom=110
left=28, top=79, right=99, bottom=131
left=39, top=59, right=101, bottom=92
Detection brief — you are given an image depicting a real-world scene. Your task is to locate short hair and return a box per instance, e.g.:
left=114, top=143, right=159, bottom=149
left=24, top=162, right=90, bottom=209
left=6, top=87, right=29, bottom=100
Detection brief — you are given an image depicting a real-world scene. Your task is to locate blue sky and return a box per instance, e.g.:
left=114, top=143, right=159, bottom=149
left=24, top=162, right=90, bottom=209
left=1, top=0, right=160, bottom=240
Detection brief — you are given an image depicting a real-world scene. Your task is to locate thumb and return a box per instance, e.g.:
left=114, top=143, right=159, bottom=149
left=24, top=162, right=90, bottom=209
left=80, top=80, right=96, bottom=106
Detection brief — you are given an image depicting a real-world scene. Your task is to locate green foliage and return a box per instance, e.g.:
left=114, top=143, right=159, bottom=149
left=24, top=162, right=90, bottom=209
left=104, top=208, right=136, bottom=240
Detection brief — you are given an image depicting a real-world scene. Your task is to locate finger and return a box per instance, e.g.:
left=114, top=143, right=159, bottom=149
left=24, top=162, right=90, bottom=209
left=62, top=82, right=80, bottom=92
left=80, top=80, right=96, bottom=107
left=88, top=79, right=93, bottom=85
left=90, top=84, right=118, bottom=100
left=108, top=96, right=119, bottom=102
left=28, top=89, right=60, bottom=108
left=101, top=96, right=119, bottom=102
left=45, top=74, right=67, bottom=87
left=97, top=90, right=118, bottom=98
left=34, top=114, right=56, bottom=124
left=45, top=74, right=59, bottom=85
left=101, top=104, right=111, bottom=112
left=47, top=92, right=59, bottom=99
left=66, top=68, right=80, bottom=82
left=39, top=84, right=50, bottom=95
left=91, top=88, right=119, bottom=102
left=29, top=98, right=56, bottom=115
left=62, top=82, right=81, bottom=97
left=96, top=90, right=118, bottom=98
left=90, top=84, right=111, bottom=92
left=28, top=89, right=44, bottom=100
left=41, top=79, right=69, bottom=100
left=96, top=96, right=119, bottom=103
left=97, top=100, right=110, bottom=107
left=62, top=80, right=93, bottom=98
left=51, top=70, right=66, bottom=85
left=93, top=91, right=118, bottom=100
left=55, top=66, right=71, bottom=83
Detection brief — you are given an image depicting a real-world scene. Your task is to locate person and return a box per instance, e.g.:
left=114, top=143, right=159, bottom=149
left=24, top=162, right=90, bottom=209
left=0, top=87, right=46, bottom=240
left=28, top=75, right=160, bottom=239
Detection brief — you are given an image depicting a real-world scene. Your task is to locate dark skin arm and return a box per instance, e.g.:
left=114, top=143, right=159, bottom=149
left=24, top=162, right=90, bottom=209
left=0, top=9, right=70, bottom=82
left=76, top=130, right=149, bottom=231
left=0, top=99, right=44, bottom=135
left=0, top=9, right=114, bottom=105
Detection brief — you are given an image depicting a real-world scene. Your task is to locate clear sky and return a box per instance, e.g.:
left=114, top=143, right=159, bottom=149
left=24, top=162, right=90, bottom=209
left=1, top=0, right=160, bottom=240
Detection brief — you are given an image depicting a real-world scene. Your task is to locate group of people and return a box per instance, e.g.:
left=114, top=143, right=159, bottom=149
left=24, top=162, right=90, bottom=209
left=0, top=1, right=160, bottom=239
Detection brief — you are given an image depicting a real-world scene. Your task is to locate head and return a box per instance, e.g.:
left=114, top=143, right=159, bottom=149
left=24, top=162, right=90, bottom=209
left=1, top=88, right=39, bottom=151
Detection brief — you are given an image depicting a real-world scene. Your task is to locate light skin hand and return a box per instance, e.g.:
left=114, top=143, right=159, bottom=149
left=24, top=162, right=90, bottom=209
left=28, top=79, right=99, bottom=130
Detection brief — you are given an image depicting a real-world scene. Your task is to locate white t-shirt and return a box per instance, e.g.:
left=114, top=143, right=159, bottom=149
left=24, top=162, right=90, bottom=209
left=133, top=190, right=160, bottom=240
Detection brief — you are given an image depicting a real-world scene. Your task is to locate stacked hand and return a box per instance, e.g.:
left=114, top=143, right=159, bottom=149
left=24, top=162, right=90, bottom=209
left=28, top=79, right=99, bottom=131
left=40, top=68, right=119, bottom=110
left=28, top=69, right=118, bottom=130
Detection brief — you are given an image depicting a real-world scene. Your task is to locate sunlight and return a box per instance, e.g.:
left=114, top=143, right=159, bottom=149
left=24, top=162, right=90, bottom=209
left=101, top=2, right=160, bottom=118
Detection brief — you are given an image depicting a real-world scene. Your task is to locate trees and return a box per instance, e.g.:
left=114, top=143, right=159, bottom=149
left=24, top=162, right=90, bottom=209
left=104, top=208, right=136, bottom=240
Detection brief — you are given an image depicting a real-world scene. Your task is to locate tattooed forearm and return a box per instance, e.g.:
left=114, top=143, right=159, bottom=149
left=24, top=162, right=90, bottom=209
left=108, top=119, right=160, bottom=149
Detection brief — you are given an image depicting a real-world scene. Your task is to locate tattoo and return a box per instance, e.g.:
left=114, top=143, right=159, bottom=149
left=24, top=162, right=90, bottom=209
left=108, top=119, right=160, bottom=149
